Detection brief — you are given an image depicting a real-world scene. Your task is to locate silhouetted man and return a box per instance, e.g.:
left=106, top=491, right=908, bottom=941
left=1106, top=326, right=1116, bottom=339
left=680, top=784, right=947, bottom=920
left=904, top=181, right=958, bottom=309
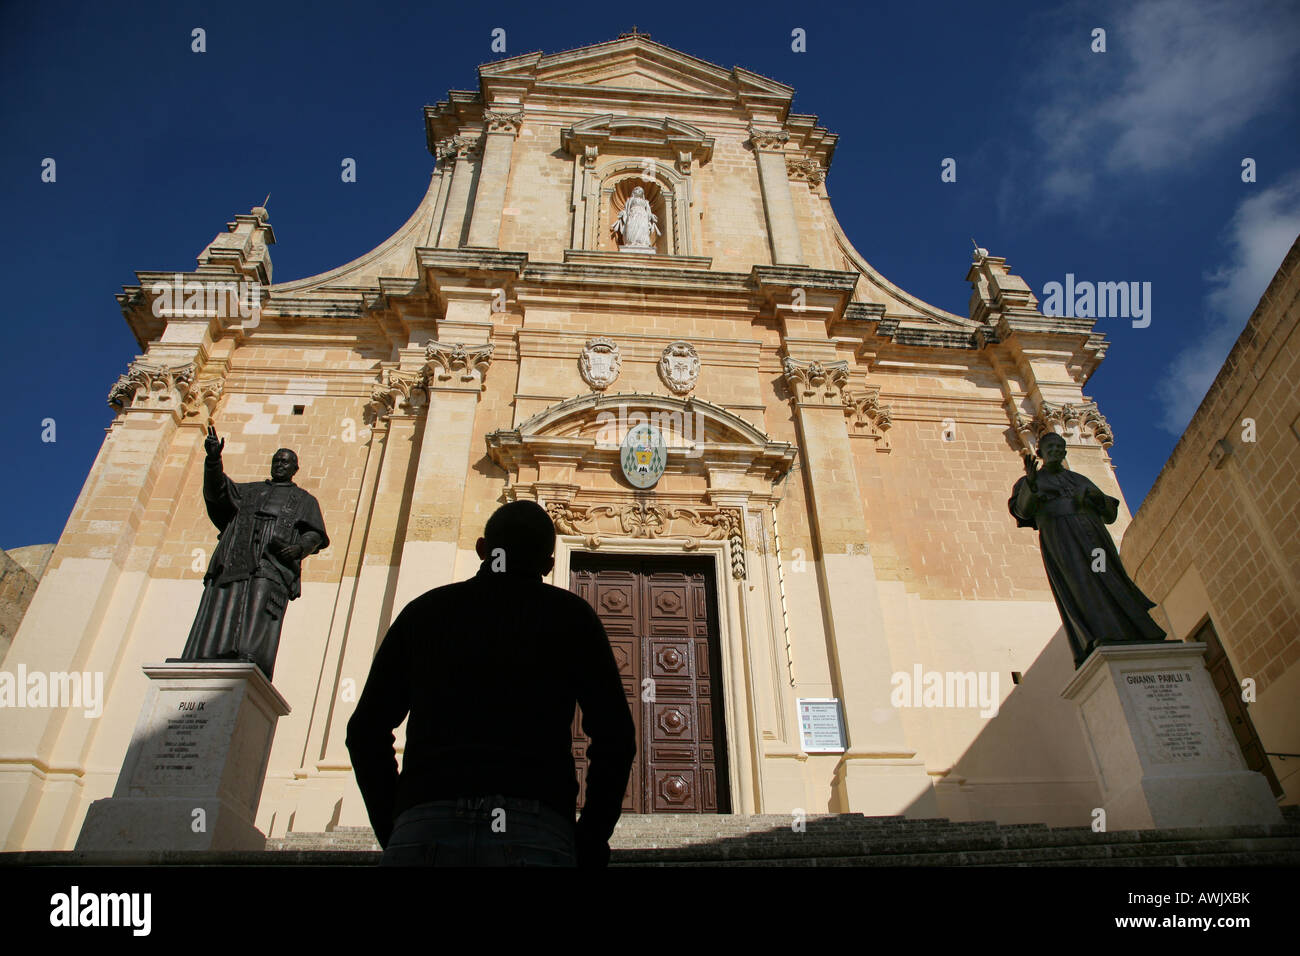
left=346, top=501, right=636, bottom=866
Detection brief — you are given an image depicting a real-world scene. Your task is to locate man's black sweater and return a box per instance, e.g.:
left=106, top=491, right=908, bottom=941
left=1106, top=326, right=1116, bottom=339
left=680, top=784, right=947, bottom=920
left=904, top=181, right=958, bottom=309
left=345, top=562, right=636, bottom=862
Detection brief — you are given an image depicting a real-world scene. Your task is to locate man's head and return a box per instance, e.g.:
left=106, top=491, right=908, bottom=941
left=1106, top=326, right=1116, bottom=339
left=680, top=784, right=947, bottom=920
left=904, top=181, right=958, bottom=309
left=270, top=449, right=299, bottom=483
left=475, top=501, right=556, bottom=577
left=1037, top=433, right=1067, bottom=468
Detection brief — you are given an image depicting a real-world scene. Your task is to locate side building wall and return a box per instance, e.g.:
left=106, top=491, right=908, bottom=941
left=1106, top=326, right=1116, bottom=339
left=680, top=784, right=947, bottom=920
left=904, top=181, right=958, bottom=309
left=1121, top=235, right=1300, bottom=805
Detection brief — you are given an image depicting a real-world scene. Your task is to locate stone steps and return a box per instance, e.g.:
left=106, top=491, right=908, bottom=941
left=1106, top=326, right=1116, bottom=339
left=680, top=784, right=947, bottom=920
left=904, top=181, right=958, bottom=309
left=259, top=812, right=1300, bottom=865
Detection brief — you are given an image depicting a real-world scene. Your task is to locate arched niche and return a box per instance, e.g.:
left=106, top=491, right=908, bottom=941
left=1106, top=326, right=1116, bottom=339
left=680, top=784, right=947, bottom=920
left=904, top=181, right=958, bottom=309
left=605, top=176, right=668, bottom=254
left=586, top=159, right=691, bottom=256
left=562, top=115, right=711, bottom=257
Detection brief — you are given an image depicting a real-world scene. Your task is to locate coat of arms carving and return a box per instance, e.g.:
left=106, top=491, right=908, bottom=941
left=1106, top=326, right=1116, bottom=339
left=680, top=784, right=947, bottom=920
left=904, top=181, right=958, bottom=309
left=579, top=337, right=622, bottom=391
left=658, top=340, right=700, bottom=395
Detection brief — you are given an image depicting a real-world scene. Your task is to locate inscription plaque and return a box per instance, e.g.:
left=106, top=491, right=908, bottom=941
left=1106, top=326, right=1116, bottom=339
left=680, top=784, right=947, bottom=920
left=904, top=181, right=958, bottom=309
left=1128, top=670, right=1206, bottom=762
left=150, top=700, right=212, bottom=776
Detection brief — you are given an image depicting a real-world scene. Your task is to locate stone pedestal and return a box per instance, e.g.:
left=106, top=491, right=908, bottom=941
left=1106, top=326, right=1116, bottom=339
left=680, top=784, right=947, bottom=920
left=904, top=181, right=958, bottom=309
left=76, top=662, right=290, bottom=851
left=1061, top=642, right=1282, bottom=830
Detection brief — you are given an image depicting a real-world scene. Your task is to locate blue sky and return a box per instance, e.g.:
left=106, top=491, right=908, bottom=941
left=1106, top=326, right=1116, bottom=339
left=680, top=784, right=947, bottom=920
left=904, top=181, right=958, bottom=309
left=1, top=0, right=1298, bottom=549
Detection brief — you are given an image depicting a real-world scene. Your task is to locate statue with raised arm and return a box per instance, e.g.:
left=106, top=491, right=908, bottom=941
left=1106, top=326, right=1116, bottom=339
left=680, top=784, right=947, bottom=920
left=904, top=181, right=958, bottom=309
left=179, top=425, right=329, bottom=680
left=1009, top=432, right=1165, bottom=668
left=611, top=185, right=661, bottom=250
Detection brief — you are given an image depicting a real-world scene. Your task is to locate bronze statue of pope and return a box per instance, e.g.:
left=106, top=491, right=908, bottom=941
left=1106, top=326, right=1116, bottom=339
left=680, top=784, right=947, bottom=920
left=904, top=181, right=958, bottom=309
left=179, top=425, right=328, bottom=680
left=1009, top=432, right=1165, bottom=667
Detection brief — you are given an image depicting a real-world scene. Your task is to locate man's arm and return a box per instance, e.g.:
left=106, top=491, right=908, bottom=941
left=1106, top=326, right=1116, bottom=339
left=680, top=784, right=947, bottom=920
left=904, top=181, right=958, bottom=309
left=1077, top=476, right=1120, bottom=524
left=573, top=601, right=636, bottom=867
left=201, top=427, right=239, bottom=531
left=202, top=457, right=240, bottom=531
left=344, top=608, right=413, bottom=848
left=1008, top=475, right=1038, bottom=528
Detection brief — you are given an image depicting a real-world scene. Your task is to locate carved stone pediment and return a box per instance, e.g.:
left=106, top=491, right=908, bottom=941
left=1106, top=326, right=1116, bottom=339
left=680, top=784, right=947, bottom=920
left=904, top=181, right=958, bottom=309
left=561, top=115, right=714, bottom=166
left=485, top=392, right=797, bottom=485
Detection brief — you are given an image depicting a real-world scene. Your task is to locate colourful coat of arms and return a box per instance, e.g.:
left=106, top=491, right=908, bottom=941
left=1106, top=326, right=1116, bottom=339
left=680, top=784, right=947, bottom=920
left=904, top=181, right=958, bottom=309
left=620, top=422, right=667, bottom=488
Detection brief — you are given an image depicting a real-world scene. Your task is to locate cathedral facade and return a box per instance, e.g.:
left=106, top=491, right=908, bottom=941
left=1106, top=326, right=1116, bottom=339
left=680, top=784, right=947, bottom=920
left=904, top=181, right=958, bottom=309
left=1, top=36, right=1134, bottom=849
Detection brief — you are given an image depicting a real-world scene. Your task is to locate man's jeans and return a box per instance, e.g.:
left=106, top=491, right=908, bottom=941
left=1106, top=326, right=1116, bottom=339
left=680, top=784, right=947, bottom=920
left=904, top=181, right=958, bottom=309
left=380, top=795, right=577, bottom=867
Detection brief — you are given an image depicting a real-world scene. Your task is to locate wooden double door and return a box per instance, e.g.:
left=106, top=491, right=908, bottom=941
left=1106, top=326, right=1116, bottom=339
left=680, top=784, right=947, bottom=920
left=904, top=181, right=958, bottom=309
left=1194, top=618, right=1284, bottom=798
left=570, top=553, right=731, bottom=813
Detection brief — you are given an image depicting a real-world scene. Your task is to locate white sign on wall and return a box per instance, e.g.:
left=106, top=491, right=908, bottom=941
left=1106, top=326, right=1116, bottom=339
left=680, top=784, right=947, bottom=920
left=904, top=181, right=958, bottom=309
left=797, top=697, right=846, bottom=753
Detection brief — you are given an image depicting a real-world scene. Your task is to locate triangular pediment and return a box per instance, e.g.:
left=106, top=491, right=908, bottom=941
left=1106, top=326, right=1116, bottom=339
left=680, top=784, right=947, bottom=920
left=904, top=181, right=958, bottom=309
left=479, top=36, right=792, bottom=104
left=590, top=66, right=700, bottom=93
left=539, top=53, right=734, bottom=97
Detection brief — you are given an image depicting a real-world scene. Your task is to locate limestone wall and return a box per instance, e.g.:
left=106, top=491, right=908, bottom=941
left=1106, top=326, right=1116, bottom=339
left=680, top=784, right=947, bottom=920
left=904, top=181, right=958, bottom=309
left=0, top=546, right=54, bottom=664
left=1122, top=234, right=1300, bottom=803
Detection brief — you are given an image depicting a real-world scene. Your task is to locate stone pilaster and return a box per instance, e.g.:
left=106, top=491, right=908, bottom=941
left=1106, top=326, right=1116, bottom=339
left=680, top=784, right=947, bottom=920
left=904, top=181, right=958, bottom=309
left=780, top=353, right=937, bottom=816
left=436, top=137, right=482, bottom=248
left=0, top=348, right=216, bottom=848
left=389, top=338, right=494, bottom=613
left=465, top=111, right=523, bottom=249
left=749, top=126, right=803, bottom=266
left=288, top=364, right=424, bottom=831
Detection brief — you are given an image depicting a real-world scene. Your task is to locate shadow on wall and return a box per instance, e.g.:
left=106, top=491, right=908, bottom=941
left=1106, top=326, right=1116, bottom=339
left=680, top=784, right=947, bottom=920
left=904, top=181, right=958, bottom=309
left=895, top=624, right=1105, bottom=828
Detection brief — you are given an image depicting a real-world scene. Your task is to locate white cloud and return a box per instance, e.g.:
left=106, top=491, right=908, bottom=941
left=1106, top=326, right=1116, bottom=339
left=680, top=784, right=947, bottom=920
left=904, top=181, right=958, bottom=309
left=1154, top=173, right=1300, bottom=433
left=1031, top=0, right=1300, bottom=204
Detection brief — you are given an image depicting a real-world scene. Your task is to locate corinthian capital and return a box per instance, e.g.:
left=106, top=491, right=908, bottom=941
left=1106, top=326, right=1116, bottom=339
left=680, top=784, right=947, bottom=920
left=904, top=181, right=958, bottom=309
left=436, top=137, right=483, bottom=167
left=1019, top=400, right=1114, bottom=449
left=782, top=356, right=849, bottom=402
left=365, top=366, right=428, bottom=423
left=107, top=360, right=197, bottom=415
left=424, top=341, right=494, bottom=389
left=843, top=387, right=893, bottom=449
left=787, top=158, right=825, bottom=186
left=748, top=126, right=790, bottom=152
left=179, top=378, right=225, bottom=424
left=483, top=110, right=524, bottom=135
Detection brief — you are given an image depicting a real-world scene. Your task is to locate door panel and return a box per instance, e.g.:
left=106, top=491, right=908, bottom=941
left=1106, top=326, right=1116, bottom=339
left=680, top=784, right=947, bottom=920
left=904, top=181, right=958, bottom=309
left=570, top=554, right=730, bottom=813
left=1194, top=619, right=1283, bottom=798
